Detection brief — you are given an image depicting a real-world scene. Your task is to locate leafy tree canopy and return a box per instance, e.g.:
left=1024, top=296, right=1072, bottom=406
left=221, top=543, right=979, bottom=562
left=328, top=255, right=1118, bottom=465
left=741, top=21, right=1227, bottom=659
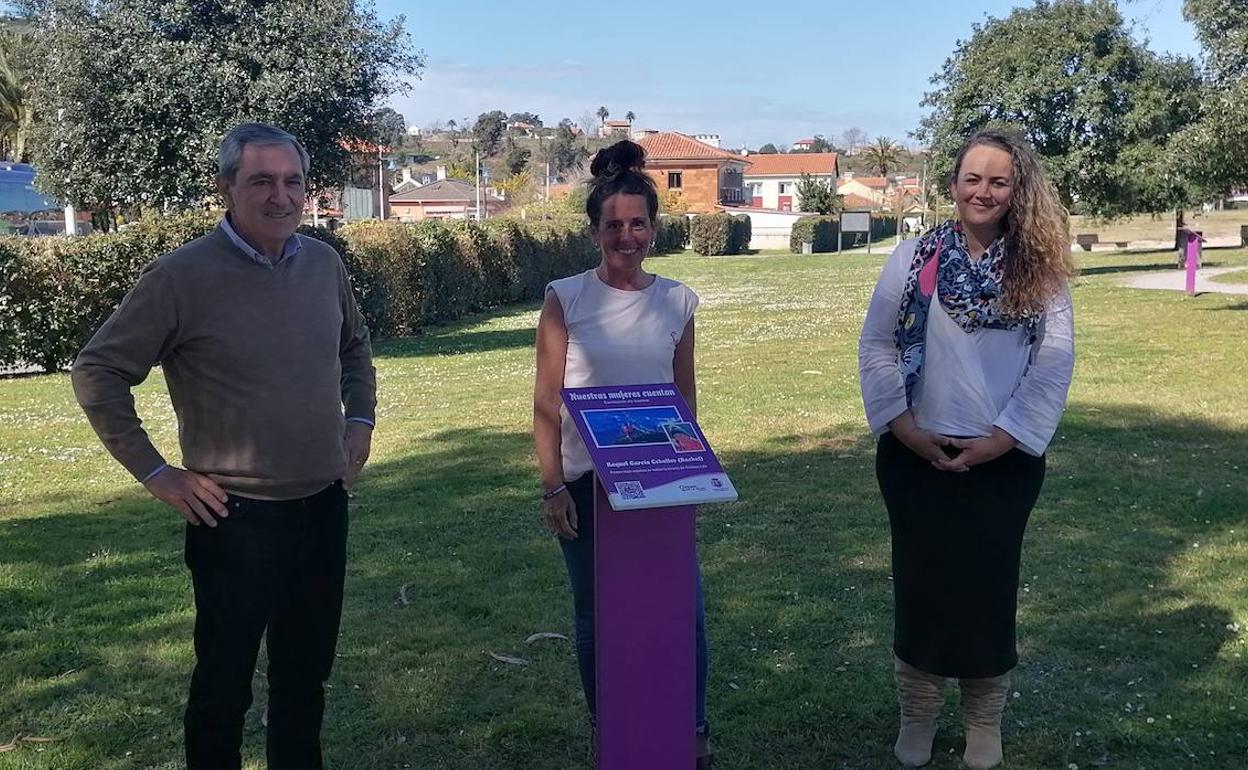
left=917, top=0, right=1200, bottom=217
left=22, top=0, right=423, bottom=211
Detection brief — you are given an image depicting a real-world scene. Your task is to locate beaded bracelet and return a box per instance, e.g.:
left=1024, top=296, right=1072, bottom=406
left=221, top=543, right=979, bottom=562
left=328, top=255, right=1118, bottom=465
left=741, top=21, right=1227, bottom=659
left=541, top=483, right=567, bottom=500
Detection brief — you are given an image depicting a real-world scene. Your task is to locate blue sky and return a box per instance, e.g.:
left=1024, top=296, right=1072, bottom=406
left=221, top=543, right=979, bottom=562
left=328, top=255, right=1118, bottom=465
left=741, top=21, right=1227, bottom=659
left=377, top=0, right=1201, bottom=149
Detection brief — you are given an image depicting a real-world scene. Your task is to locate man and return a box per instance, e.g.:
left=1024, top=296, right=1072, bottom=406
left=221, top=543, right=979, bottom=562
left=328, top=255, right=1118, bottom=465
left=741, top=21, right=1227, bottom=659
left=72, top=123, right=376, bottom=770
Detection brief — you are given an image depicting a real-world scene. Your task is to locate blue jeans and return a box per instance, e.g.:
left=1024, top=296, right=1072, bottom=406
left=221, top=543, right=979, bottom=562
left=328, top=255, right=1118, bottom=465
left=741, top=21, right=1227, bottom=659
left=558, top=472, right=709, bottom=732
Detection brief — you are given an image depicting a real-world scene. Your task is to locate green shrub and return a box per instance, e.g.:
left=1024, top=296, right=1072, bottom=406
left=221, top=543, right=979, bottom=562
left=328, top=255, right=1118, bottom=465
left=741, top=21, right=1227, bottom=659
left=730, top=214, right=752, bottom=253
left=690, top=213, right=734, bottom=256
left=790, top=215, right=839, bottom=253
left=0, top=212, right=216, bottom=372
left=0, top=213, right=594, bottom=372
left=655, top=215, right=690, bottom=253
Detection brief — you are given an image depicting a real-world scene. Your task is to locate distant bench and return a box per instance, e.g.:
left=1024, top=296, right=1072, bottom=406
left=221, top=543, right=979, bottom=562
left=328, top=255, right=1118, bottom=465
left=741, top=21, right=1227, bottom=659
left=1076, top=233, right=1130, bottom=251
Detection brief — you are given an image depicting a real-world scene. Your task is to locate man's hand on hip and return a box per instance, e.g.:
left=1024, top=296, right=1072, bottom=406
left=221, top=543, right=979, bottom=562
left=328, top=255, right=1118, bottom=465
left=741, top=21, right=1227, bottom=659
left=144, top=467, right=229, bottom=527
left=343, top=421, right=373, bottom=489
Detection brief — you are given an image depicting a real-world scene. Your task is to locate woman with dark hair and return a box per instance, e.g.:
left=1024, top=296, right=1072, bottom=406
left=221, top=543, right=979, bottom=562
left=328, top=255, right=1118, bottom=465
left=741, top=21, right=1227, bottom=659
left=858, top=129, right=1075, bottom=769
left=533, top=140, right=712, bottom=767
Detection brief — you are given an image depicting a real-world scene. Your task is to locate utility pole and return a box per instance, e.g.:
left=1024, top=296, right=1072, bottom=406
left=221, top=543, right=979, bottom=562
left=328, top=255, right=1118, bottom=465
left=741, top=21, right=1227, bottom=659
left=377, top=145, right=386, bottom=220
left=475, top=149, right=482, bottom=220
left=919, top=155, right=928, bottom=229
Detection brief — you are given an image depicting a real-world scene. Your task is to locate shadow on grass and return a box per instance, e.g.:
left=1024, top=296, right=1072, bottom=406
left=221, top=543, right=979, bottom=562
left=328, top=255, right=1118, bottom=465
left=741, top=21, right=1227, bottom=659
left=372, top=303, right=540, bottom=361
left=1, top=406, right=1245, bottom=768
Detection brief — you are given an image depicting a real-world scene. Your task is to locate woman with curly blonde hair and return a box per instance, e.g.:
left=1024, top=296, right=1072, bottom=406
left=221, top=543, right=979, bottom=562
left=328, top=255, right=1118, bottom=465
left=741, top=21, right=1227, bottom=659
left=858, top=129, right=1075, bottom=769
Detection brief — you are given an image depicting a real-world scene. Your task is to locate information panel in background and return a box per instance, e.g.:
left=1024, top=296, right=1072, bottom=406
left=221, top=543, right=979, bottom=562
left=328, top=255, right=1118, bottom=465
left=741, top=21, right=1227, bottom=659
left=561, top=383, right=738, bottom=510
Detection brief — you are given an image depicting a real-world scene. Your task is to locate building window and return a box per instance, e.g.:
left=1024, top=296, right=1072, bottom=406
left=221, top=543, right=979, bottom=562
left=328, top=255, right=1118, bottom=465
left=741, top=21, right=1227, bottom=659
left=778, top=182, right=790, bottom=194
left=749, top=182, right=763, bottom=195
left=668, top=172, right=683, bottom=189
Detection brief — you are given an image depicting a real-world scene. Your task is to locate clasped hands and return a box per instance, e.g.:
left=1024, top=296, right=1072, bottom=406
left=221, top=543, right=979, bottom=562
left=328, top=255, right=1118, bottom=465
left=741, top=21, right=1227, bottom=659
left=889, top=413, right=1017, bottom=472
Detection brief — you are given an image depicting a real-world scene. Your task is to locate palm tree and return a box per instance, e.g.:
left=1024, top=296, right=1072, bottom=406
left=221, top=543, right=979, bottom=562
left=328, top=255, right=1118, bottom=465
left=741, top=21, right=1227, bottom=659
left=596, top=106, right=609, bottom=125
left=0, top=29, right=33, bottom=162
left=625, top=110, right=635, bottom=123
left=863, top=136, right=904, bottom=178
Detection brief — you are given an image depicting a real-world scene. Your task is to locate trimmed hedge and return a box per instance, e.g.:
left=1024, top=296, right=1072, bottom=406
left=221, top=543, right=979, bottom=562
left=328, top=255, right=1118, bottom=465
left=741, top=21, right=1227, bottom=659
left=692, top=212, right=753, bottom=256
left=0, top=215, right=596, bottom=371
left=730, top=214, right=751, bottom=253
left=654, top=214, right=690, bottom=253
left=790, top=215, right=839, bottom=253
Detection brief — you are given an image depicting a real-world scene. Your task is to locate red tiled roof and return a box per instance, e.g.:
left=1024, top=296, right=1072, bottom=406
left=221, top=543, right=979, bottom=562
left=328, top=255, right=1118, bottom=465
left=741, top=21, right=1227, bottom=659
left=636, top=132, right=751, bottom=163
left=792, top=138, right=816, bottom=145
left=841, top=193, right=881, bottom=210
left=743, top=153, right=838, bottom=177
left=850, top=176, right=889, bottom=189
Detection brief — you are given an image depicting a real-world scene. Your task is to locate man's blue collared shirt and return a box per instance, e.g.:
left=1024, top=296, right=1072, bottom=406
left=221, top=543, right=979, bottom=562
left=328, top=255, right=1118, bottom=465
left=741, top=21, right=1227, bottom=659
left=220, top=215, right=302, bottom=268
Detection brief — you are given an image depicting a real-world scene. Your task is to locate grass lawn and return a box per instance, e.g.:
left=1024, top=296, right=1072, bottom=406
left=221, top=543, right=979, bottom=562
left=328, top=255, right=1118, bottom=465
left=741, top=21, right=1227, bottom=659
left=2, top=246, right=1246, bottom=769
left=1210, top=268, right=1248, bottom=287
left=1069, top=209, right=1248, bottom=244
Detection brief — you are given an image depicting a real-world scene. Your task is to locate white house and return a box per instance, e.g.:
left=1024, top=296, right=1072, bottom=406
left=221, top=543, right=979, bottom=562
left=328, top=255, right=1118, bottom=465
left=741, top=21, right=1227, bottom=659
left=742, top=153, right=840, bottom=212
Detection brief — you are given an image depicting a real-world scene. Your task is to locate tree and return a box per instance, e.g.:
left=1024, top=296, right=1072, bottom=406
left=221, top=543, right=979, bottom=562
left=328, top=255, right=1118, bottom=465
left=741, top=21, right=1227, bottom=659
left=471, top=109, right=507, bottom=157
left=758, top=143, right=779, bottom=154
left=917, top=0, right=1201, bottom=217
left=863, top=137, right=904, bottom=178
left=370, top=106, right=406, bottom=148
left=23, top=0, right=422, bottom=213
left=578, top=111, right=598, bottom=139
left=505, top=141, right=531, bottom=175
left=1176, top=0, right=1248, bottom=197
left=507, top=111, right=542, bottom=127
left=596, top=105, right=609, bottom=124
left=625, top=110, right=635, bottom=123
left=495, top=169, right=538, bottom=206
left=0, top=25, right=34, bottom=162
left=795, top=173, right=842, bottom=215
left=543, top=119, right=589, bottom=176
left=840, top=127, right=867, bottom=155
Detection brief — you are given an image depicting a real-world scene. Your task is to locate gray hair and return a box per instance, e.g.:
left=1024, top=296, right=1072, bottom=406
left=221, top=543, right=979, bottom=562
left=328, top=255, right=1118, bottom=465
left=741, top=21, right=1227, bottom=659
left=217, top=123, right=311, bottom=181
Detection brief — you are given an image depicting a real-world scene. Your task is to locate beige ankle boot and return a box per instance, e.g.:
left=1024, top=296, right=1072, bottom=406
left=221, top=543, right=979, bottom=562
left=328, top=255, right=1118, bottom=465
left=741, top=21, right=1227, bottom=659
left=959, top=673, right=1010, bottom=769
left=893, top=657, right=946, bottom=767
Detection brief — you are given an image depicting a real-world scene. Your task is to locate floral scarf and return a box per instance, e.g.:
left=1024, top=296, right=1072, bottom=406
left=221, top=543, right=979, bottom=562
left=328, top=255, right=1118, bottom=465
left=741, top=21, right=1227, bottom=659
left=894, top=220, right=1038, bottom=405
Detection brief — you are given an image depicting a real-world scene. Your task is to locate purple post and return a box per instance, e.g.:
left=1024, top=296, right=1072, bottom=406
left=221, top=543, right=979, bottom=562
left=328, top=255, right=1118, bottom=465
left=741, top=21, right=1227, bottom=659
left=1188, top=228, right=1198, bottom=294
left=594, top=480, right=696, bottom=769
left=1185, top=229, right=1203, bottom=297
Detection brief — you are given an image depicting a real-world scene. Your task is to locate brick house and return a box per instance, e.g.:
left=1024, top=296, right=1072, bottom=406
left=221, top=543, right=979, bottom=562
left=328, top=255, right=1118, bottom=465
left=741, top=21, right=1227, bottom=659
left=635, top=131, right=751, bottom=213
left=742, top=152, right=839, bottom=211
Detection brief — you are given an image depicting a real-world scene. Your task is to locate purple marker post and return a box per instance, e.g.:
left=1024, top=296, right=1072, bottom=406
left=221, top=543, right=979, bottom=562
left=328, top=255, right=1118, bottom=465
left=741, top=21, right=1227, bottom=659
left=1183, top=227, right=1204, bottom=297
left=594, top=485, right=696, bottom=769
left=560, top=383, right=737, bottom=769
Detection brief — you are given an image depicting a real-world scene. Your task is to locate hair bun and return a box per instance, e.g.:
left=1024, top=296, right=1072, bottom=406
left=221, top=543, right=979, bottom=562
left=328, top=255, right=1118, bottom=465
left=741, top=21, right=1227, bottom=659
left=591, top=140, right=646, bottom=179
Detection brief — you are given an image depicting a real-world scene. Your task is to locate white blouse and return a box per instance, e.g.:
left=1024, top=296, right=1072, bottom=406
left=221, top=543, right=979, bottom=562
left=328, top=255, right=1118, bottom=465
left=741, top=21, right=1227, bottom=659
left=858, top=238, right=1074, bottom=457
left=549, top=268, right=700, bottom=480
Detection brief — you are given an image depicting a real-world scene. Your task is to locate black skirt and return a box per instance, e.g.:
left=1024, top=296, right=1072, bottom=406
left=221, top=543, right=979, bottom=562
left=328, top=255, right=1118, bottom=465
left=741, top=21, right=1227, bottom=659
left=876, top=431, right=1045, bottom=679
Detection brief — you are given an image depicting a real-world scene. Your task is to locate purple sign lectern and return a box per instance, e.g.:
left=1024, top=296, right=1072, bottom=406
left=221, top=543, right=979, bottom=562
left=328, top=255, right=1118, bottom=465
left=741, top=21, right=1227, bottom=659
left=1182, top=227, right=1205, bottom=297
left=561, top=384, right=737, bottom=769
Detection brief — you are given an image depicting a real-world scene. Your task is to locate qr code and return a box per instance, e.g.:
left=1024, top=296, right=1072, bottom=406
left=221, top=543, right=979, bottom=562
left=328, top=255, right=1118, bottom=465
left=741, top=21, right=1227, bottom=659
left=615, top=481, right=646, bottom=500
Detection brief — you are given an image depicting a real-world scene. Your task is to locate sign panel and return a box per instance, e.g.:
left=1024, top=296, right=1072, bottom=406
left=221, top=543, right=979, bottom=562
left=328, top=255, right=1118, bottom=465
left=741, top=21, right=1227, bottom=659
left=561, top=383, right=738, bottom=510
left=841, top=210, right=871, bottom=233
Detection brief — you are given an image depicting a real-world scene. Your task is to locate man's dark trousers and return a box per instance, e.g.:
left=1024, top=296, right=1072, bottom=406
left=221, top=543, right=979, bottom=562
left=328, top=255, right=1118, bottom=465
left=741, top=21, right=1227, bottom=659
left=183, top=481, right=348, bottom=770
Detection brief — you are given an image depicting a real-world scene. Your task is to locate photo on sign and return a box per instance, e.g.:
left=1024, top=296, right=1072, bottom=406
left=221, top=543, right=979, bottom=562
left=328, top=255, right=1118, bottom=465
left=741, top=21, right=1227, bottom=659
left=663, top=421, right=705, bottom=453
left=581, top=406, right=685, bottom=449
